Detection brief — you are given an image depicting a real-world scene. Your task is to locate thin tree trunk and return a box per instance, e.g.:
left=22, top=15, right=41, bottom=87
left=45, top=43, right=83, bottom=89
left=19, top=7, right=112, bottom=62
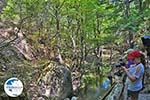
left=109, top=47, right=113, bottom=65
left=138, top=0, right=143, bottom=13
left=128, top=31, right=134, bottom=48
left=124, top=0, right=130, bottom=17
left=96, top=12, right=101, bottom=34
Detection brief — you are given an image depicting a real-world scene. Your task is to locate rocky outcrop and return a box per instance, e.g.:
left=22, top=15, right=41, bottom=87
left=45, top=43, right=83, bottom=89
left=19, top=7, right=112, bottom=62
left=28, top=62, right=73, bottom=100
left=0, top=28, right=35, bottom=61
left=0, top=28, right=35, bottom=99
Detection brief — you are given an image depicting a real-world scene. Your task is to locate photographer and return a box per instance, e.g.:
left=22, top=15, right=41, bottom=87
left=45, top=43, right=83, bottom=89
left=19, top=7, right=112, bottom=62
left=123, top=49, right=135, bottom=68
left=122, top=50, right=145, bottom=100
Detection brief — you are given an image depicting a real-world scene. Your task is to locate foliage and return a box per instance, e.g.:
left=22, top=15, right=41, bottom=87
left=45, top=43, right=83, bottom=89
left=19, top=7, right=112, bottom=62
left=0, top=0, right=149, bottom=99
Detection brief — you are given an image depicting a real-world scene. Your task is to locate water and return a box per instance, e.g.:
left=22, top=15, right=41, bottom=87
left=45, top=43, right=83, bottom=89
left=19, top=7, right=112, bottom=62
left=78, top=77, right=111, bottom=100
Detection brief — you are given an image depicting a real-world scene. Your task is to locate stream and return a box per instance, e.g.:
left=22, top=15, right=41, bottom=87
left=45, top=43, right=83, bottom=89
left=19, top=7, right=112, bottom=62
left=78, top=77, right=111, bottom=100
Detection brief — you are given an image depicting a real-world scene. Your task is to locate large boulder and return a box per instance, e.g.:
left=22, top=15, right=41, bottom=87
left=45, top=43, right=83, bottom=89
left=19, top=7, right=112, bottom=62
left=28, top=62, right=73, bottom=100
left=0, top=28, right=34, bottom=99
left=0, top=28, right=36, bottom=61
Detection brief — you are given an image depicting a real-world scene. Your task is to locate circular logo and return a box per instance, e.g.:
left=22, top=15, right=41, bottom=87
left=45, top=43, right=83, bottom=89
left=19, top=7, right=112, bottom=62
left=4, top=77, right=23, bottom=97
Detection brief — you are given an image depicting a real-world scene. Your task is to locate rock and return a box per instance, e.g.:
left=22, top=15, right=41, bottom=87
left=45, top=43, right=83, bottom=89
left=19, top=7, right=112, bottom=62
left=64, top=98, right=70, bottom=100
left=37, top=62, right=73, bottom=100
left=0, top=30, right=34, bottom=100
left=38, top=97, right=45, bottom=100
left=71, top=96, right=78, bottom=100
left=0, top=28, right=35, bottom=61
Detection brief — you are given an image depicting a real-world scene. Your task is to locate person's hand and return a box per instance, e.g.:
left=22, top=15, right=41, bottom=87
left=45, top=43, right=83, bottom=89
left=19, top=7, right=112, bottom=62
left=122, top=66, right=128, bottom=72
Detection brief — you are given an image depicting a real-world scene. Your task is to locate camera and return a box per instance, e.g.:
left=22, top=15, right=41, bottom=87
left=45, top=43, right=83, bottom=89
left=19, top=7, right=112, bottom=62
left=114, top=59, right=126, bottom=76
left=115, top=59, right=126, bottom=68
left=115, top=62, right=126, bottom=68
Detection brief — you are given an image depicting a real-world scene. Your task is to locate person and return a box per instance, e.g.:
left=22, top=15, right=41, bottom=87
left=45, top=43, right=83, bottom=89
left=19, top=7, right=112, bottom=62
left=122, top=50, right=145, bottom=100
left=123, top=49, right=134, bottom=68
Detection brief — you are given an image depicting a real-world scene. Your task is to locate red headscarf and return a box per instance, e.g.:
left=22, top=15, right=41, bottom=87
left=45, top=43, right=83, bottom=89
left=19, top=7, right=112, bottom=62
left=128, top=50, right=142, bottom=60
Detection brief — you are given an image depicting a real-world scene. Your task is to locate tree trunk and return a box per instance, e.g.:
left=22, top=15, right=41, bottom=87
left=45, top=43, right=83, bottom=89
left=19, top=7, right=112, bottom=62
left=128, top=31, right=134, bottom=48
left=124, top=0, right=130, bottom=17
left=138, top=0, right=143, bottom=13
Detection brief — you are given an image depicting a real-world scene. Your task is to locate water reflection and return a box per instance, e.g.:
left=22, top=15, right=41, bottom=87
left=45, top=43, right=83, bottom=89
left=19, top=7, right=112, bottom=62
left=78, top=77, right=111, bottom=100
